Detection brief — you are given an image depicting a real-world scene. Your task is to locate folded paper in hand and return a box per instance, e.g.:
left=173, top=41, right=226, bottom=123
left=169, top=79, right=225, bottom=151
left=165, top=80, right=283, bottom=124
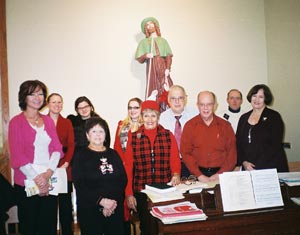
left=24, top=165, right=67, bottom=197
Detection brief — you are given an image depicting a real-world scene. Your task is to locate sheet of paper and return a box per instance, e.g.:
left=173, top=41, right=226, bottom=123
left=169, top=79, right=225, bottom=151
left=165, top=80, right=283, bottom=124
left=141, top=189, right=184, bottom=203
left=251, top=168, right=283, bottom=208
left=278, top=172, right=300, bottom=186
left=220, top=171, right=256, bottom=211
left=291, top=197, right=300, bottom=205
left=278, top=172, right=300, bottom=182
left=49, top=168, right=68, bottom=195
left=176, top=181, right=208, bottom=193
left=24, top=165, right=67, bottom=196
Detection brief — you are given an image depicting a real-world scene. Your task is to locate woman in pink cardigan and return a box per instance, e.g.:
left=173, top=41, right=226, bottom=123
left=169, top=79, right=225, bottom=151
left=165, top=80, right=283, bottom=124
left=8, top=80, right=63, bottom=235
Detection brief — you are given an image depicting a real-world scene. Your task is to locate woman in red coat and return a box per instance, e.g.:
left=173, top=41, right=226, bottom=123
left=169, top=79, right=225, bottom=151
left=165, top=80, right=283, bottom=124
left=48, top=93, right=75, bottom=235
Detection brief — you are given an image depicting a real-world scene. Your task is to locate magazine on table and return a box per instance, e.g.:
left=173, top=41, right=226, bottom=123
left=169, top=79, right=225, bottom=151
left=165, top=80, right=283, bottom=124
left=150, top=201, right=207, bottom=224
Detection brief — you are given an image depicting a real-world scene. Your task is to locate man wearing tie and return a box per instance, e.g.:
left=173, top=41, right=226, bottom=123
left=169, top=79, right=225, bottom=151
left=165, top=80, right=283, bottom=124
left=159, top=85, right=198, bottom=177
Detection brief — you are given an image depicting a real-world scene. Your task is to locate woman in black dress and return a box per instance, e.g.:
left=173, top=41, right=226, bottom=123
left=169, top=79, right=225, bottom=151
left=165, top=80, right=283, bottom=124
left=236, top=84, right=289, bottom=172
left=72, top=117, right=127, bottom=235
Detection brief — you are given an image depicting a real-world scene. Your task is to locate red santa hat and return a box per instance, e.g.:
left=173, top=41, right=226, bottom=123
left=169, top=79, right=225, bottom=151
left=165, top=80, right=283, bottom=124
left=141, top=100, right=160, bottom=113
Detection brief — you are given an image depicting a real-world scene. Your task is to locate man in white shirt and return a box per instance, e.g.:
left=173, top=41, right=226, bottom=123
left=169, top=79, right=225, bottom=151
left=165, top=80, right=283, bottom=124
left=159, top=85, right=198, bottom=177
left=218, top=89, right=245, bottom=133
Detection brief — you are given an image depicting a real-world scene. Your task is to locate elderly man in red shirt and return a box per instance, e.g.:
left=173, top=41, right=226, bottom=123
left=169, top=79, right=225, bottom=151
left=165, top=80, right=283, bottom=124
left=181, top=91, right=237, bottom=183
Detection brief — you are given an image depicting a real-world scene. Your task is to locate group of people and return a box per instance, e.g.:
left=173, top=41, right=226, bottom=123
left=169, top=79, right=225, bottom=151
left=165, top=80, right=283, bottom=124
left=3, top=16, right=288, bottom=235
left=7, top=78, right=289, bottom=235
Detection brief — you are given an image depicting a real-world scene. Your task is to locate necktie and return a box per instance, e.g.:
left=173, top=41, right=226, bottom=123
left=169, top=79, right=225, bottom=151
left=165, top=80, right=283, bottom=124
left=174, top=115, right=182, bottom=149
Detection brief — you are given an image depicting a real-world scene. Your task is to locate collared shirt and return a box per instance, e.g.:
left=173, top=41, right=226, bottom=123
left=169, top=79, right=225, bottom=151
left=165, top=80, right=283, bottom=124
left=159, top=106, right=198, bottom=134
left=181, top=114, right=237, bottom=177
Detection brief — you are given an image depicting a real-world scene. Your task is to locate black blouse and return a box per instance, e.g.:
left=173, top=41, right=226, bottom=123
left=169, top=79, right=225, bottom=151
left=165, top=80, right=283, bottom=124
left=236, top=107, right=289, bottom=172
left=72, top=147, right=127, bottom=209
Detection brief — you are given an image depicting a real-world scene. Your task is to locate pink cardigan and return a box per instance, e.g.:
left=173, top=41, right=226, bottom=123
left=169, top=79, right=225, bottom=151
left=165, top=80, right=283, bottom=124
left=8, top=112, right=63, bottom=186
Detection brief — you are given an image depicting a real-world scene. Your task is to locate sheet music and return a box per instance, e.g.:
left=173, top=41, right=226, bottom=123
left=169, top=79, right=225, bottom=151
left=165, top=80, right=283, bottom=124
left=220, top=169, right=283, bottom=212
left=220, top=171, right=256, bottom=211
left=251, top=169, right=283, bottom=208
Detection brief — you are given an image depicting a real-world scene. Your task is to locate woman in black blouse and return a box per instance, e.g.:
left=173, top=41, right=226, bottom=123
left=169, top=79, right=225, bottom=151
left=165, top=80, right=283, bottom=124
left=67, top=96, right=105, bottom=153
left=236, top=84, right=289, bottom=172
left=72, top=117, right=127, bottom=235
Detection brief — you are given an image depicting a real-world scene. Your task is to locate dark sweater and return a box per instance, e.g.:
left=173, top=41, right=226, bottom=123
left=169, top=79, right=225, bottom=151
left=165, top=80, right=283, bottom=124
left=236, top=107, right=289, bottom=172
left=72, top=147, right=127, bottom=209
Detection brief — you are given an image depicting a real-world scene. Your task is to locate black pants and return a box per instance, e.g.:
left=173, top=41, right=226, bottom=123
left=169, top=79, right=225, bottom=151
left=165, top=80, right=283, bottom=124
left=0, top=173, right=16, bottom=235
left=14, top=184, right=58, bottom=235
left=181, top=161, right=191, bottom=177
left=58, top=182, right=73, bottom=235
left=134, top=192, right=151, bottom=235
left=77, top=203, right=124, bottom=235
left=199, top=167, right=220, bottom=177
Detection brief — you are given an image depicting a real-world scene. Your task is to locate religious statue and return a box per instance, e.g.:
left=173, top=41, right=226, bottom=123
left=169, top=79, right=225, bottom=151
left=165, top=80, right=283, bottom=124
left=135, top=17, right=173, bottom=112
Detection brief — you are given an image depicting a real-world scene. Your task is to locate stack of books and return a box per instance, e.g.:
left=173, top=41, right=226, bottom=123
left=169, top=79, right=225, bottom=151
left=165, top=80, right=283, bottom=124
left=142, top=183, right=184, bottom=203
left=278, top=172, right=300, bottom=186
left=150, top=201, right=207, bottom=224
left=145, top=183, right=177, bottom=193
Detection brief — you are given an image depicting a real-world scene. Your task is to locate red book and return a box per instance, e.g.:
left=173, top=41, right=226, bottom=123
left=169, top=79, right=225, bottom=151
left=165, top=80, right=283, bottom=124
left=152, top=202, right=204, bottom=218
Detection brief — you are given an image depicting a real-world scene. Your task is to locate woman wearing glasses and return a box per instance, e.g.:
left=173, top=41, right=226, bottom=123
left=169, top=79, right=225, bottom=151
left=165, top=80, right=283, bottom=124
left=113, top=97, right=143, bottom=235
left=9, top=80, right=63, bottom=235
left=67, top=96, right=102, bottom=155
left=124, top=100, right=181, bottom=234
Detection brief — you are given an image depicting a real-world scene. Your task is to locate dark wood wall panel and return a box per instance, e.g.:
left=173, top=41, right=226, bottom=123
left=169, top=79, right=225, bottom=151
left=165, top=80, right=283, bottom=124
left=0, top=0, right=11, bottom=182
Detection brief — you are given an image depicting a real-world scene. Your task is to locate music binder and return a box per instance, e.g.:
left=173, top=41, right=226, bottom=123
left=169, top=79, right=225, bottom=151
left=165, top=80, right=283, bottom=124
left=219, top=168, right=283, bottom=212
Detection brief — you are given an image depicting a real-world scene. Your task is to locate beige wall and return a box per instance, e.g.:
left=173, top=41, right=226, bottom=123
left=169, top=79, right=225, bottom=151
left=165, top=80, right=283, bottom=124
left=264, top=0, right=300, bottom=161
left=7, top=0, right=298, bottom=162
left=8, top=0, right=300, bottom=163
left=6, top=0, right=267, bottom=140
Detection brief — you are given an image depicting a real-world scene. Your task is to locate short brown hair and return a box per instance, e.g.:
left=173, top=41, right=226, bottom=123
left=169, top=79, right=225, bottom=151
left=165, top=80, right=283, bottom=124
left=247, top=84, right=273, bottom=105
left=18, top=80, right=48, bottom=111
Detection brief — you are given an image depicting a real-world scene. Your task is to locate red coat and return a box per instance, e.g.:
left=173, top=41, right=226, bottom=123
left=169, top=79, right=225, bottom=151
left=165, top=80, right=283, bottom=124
left=55, top=114, right=75, bottom=181
left=113, top=120, right=125, bottom=162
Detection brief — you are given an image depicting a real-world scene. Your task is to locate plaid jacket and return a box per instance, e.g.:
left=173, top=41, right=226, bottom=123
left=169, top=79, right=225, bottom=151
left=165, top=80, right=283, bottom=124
left=131, top=125, right=172, bottom=192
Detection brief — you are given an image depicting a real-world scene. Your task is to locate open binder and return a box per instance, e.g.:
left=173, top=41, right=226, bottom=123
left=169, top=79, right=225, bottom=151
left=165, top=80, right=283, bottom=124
left=219, top=168, right=283, bottom=212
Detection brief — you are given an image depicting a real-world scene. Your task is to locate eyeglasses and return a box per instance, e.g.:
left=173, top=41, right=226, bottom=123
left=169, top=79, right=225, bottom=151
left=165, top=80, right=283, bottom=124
left=77, top=105, right=90, bottom=111
left=181, top=175, right=197, bottom=185
left=128, top=106, right=140, bottom=110
left=198, top=103, right=214, bottom=108
left=170, top=96, right=185, bottom=102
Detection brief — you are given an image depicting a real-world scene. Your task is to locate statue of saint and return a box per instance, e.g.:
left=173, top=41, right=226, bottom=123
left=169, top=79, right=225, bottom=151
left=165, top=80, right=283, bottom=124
left=135, top=17, right=173, bottom=112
